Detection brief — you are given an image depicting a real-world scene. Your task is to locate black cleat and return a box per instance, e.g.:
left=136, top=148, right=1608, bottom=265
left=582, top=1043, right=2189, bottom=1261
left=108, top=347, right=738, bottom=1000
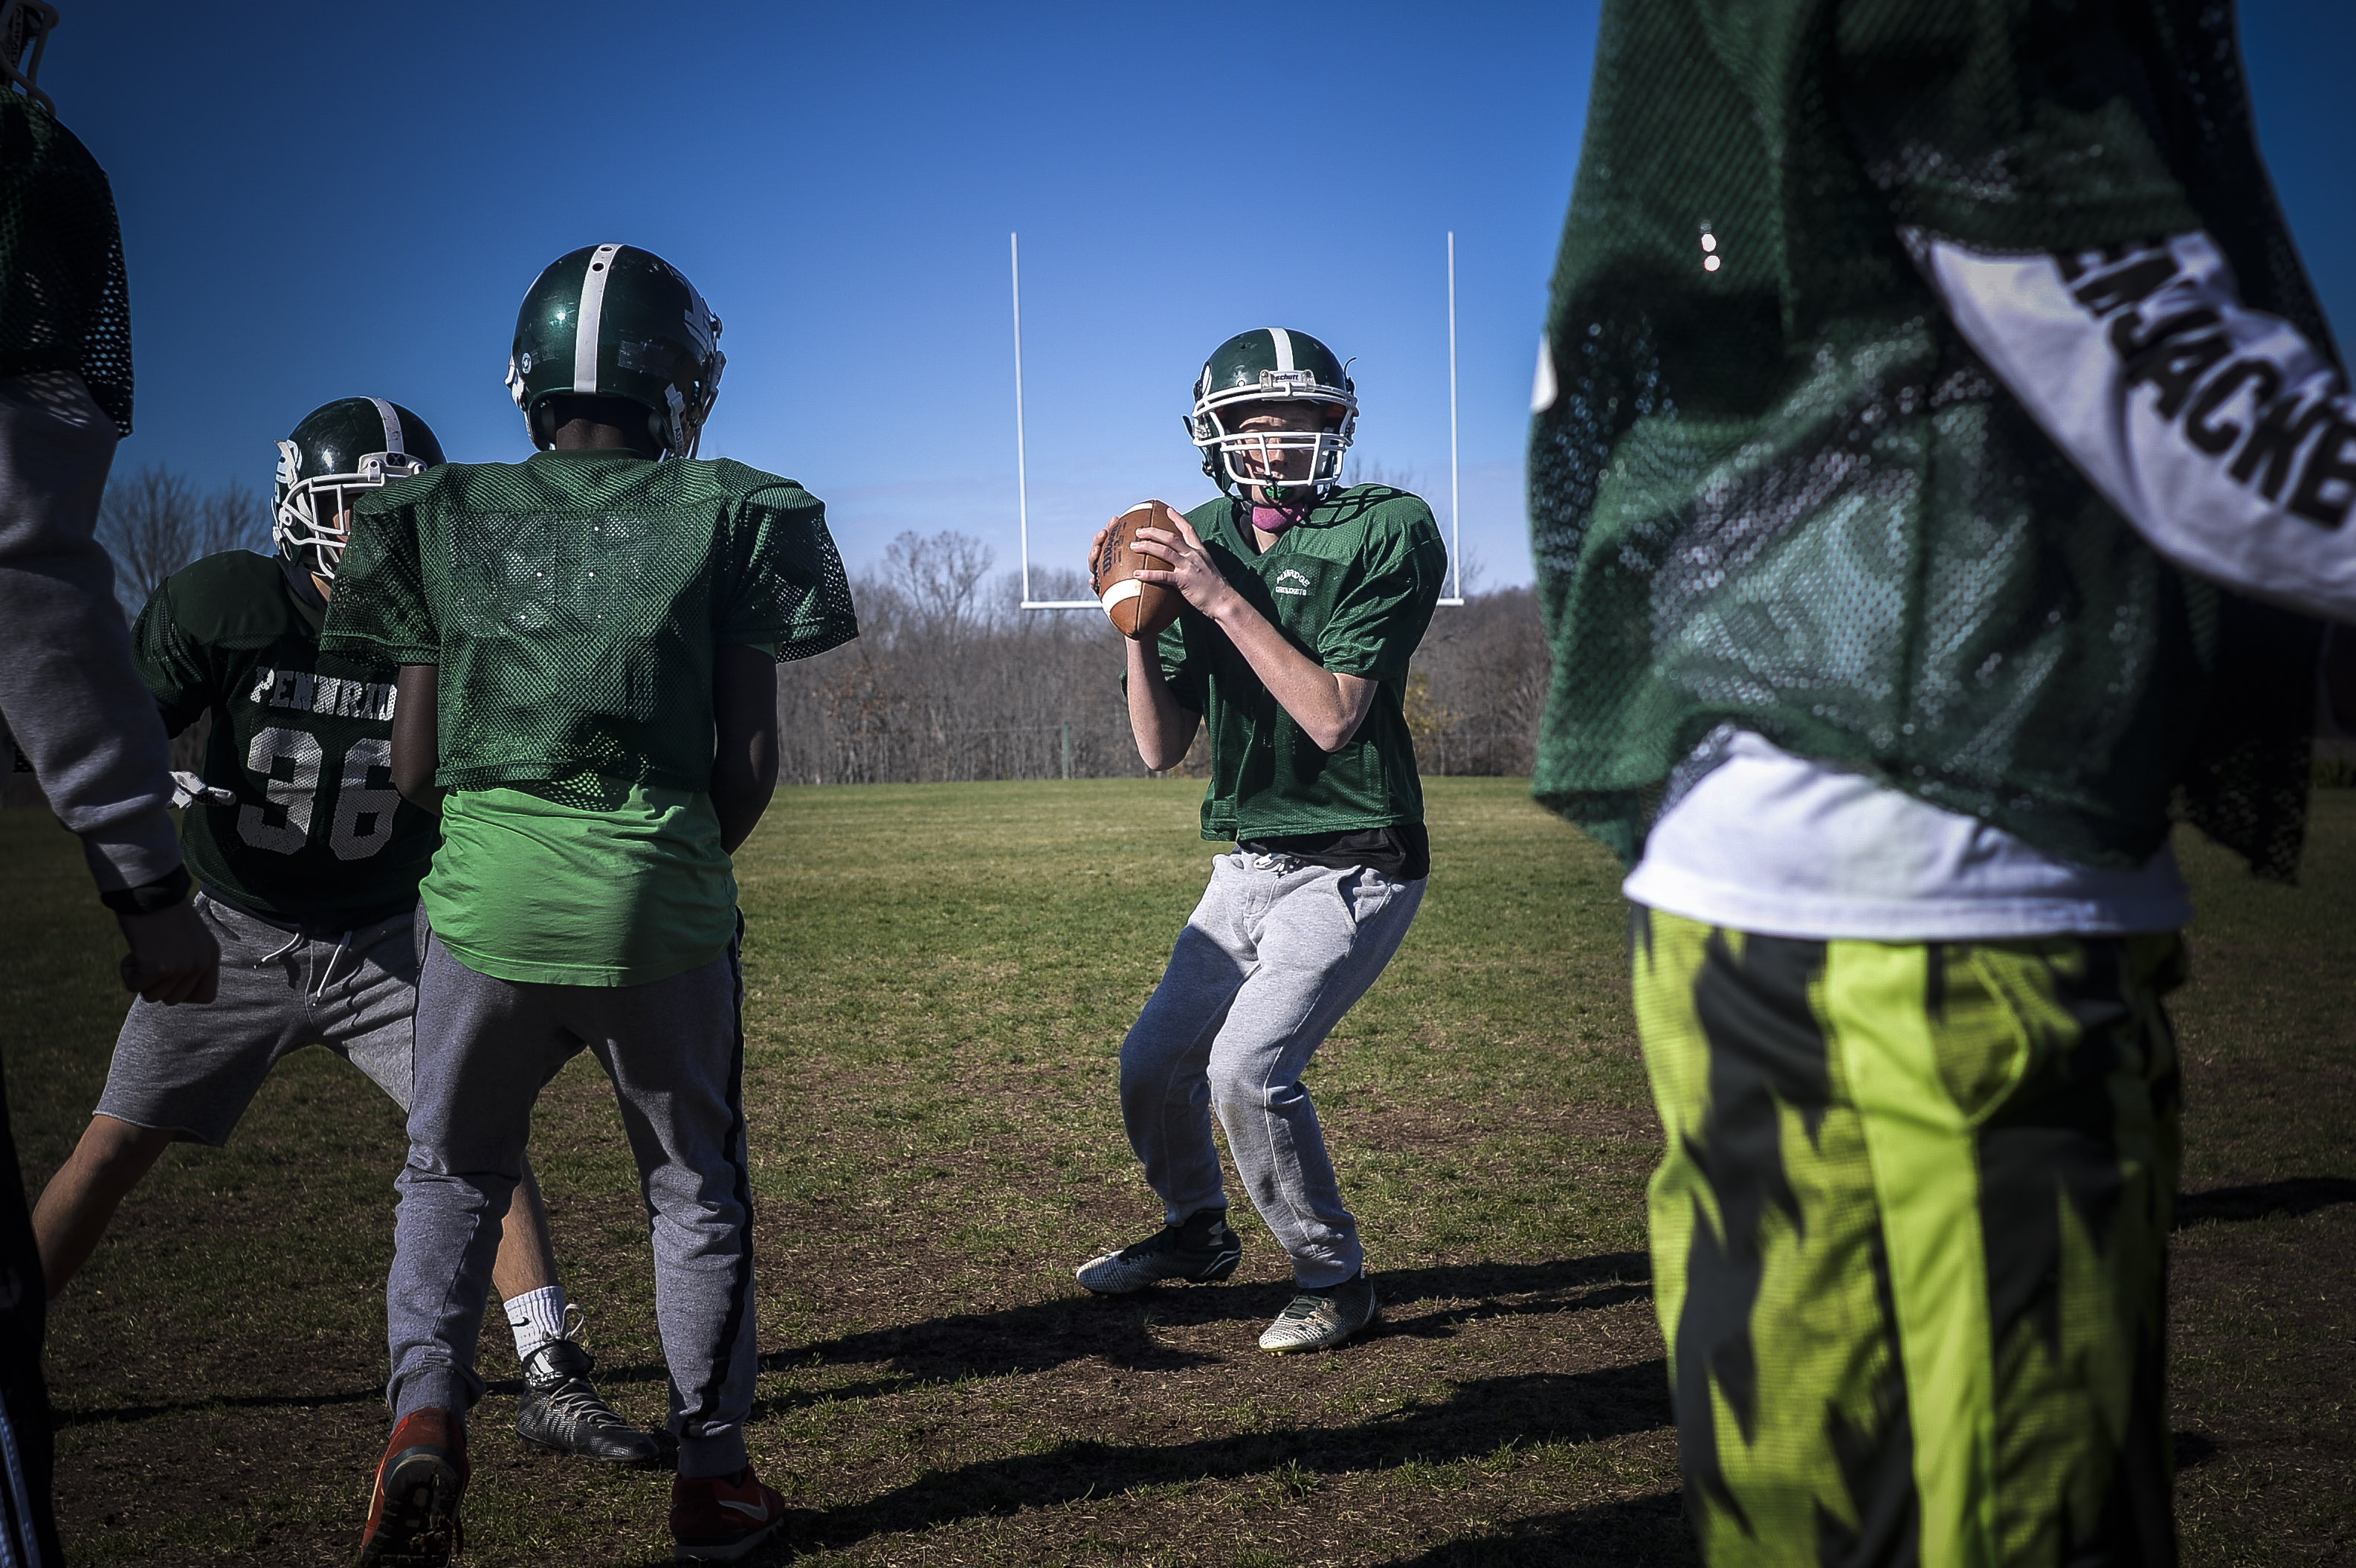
left=1075, top=1208, right=1242, bottom=1294
left=516, top=1338, right=664, bottom=1466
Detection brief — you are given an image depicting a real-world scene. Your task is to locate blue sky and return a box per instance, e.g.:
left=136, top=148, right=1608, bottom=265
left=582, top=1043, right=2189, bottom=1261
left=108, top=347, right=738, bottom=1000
left=48, top=1, right=2356, bottom=590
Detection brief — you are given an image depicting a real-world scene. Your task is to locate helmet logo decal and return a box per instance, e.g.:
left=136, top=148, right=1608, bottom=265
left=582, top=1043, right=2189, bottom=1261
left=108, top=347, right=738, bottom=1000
left=573, top=243, right=624, bottom=396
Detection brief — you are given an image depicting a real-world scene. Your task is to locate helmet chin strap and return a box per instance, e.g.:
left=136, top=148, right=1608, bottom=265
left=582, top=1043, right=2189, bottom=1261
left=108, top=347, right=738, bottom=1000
left=1250, top=494, right=1314, bottom=534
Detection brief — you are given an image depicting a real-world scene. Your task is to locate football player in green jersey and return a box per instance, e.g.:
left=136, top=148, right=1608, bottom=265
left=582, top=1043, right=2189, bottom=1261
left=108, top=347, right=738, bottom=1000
left=1073, top=329, right=1447, bottom=1355
left=323, top=244, right=856, bottom=1567
left=28, top=398, right=667, bottom=1472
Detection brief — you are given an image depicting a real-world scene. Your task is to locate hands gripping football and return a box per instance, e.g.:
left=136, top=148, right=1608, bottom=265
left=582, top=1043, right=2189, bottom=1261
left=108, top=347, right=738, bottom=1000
left=1089, top=501, right=1233, bottom=639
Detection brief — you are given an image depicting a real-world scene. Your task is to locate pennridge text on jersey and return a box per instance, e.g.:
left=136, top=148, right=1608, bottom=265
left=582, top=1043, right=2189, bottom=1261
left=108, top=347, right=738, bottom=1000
left=244, top=666, right=398, bottom=723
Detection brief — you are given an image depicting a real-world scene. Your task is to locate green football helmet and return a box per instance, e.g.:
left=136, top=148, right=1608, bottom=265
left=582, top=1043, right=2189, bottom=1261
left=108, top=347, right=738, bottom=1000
left=505, top=243, right=724, bottom=458
left=272, top=398, right=445, bottom=580
left=1188, top=327, right=1358, bottom=503
left=0, top=0, right=58, bottom=109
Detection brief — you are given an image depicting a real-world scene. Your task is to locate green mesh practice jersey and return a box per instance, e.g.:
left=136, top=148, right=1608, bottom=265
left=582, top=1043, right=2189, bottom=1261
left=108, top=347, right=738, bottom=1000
left=0, top=97, right=132, bottom=432
left=1528, top=0, right=2326, bottom=877
left=321, top=449, right=857, bottom=792
left=1155, top=486, right=1446, bottom=841
left=132, top=552, right=436, bottom=919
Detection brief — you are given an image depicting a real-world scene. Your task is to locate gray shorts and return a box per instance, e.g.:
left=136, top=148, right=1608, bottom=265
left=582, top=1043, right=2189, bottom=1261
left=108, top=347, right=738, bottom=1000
left=95, top=891, right=419, bottom=1145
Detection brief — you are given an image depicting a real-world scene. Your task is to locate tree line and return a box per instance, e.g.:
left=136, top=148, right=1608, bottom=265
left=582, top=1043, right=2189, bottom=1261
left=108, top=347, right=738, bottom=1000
left=778, top=529, right=1547, bottom=785
left=28, top=465, right=1549, bottom=804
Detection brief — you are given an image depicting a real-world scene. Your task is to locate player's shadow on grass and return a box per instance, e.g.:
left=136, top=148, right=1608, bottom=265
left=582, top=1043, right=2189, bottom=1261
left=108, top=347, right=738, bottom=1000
left=54, top=1383, right=384, bottom=1429
left=780, top=1358, right=1674, bottom=1559
left=2173, top=1177, right=2356, bottom=1228
left=61, top=1254, right=1656, bottom=1428
left=1372, top=1488, right=1697, bottom=1567
left=743, top=1251, right=1650, bottom=1401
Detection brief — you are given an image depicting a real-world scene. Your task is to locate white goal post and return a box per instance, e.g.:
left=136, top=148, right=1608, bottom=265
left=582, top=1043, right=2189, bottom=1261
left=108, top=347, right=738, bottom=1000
left=1012, top=233, right=1098, bottom=610
left=1014, top=230, right=1466, bottom=611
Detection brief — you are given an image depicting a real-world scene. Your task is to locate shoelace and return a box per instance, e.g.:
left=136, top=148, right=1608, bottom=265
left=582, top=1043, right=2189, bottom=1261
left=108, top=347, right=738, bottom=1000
left=526, top=1311, right=634, bottom=1432
left=523, top=1300, right=612, bottom=1413
left=523, top=1303, right=594, bottom=1382
left=532, top=1373, right=631, bottom=1428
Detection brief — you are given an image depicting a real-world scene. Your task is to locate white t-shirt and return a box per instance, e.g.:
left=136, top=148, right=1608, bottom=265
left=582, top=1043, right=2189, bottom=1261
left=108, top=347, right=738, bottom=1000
left=1624, top=732, right=2191, bottom=939
left=1624, top=230, right=2355, bottom=941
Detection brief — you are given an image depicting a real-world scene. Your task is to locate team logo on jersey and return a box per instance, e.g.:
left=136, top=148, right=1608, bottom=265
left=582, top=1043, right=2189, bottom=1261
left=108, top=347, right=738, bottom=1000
left=1274, top=567, right=1314, bottom=598
left=245, top=666, right=398, bottom=723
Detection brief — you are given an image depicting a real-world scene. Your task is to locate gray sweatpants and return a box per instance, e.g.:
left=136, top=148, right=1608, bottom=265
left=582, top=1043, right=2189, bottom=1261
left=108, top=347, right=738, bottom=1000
left=388, top=930, right=755, bottom=1481
left=97, top=893, right=416, bottom=1144
left=1120, top=851, right=1424, bottom=1290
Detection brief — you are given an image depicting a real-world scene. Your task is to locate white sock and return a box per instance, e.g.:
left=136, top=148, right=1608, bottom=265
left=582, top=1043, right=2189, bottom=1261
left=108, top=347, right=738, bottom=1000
left=506, top=1284, right=569, bottom=1362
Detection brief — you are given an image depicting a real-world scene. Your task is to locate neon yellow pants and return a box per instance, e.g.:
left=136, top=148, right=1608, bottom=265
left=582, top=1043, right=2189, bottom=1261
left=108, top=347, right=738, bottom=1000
left=1631, top=909, right=2182, bottom=1567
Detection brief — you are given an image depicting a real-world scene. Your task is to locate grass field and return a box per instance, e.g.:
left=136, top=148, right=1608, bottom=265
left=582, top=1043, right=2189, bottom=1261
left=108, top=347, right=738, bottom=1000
left=2, top=777, right=2350, bottom=1567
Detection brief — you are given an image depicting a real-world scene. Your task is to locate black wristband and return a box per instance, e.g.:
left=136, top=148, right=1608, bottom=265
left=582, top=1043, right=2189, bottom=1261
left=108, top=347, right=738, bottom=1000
left=100, top=864, right=192, bottom=917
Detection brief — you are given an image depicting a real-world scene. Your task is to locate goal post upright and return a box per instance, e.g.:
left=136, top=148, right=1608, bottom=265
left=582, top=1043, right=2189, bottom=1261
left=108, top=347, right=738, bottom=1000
left=1437, top=229, right=1466, bottom=607
left=1013, top=231, right=1030, bottom=603
left=1013, top=231, right=1100, bottom=612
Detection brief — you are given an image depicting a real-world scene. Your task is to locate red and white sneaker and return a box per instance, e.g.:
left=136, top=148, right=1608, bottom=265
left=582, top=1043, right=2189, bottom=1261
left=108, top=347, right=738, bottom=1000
left=670, top=1465, right=787, bottom=1561
left=357, top=1407, right=468, bottom=1567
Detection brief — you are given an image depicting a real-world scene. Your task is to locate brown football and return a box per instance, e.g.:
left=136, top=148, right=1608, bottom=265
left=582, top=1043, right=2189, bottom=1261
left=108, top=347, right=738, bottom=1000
left=1091, top=500, right=1186, bottom=640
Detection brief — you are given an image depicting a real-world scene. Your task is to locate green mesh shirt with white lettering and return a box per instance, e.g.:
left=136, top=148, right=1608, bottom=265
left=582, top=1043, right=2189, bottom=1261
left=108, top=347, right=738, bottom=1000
left=0, top=96, right=133, bottom=431
left=133, top=552, right=434, bottom=919
left=1155, top=485, right=1446, bottom=841
left=320, top=449, right=857, bottom=791
left=1529, top=0, right=2331, bottom=878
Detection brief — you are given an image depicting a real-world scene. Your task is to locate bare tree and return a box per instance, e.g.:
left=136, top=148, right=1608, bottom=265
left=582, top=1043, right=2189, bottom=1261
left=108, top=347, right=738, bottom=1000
left=1343, top=456, right=1424, bottom=493
left=1406, top=587, right=1547, bottom=775
left=882, top=529, right=996, bottom=640
left=83, top=465, right=271, bottom=777
left=97, top=464, right=270, bottom=614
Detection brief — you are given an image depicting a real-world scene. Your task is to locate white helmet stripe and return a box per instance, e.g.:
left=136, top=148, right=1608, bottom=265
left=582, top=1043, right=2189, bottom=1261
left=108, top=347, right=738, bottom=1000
left=574, top=243, right=623, bottom=396
left=1267, top=327, right=1295, bottom=373
left=365, top=396, right=404, bottom=456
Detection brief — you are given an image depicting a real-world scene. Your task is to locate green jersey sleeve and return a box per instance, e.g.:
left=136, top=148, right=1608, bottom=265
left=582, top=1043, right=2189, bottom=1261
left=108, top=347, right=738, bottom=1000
left=716, top=478, right=859, bottom=662
left=129, top=575, right=217, bottom=738
left=1315, top=502, right=1446, bottom=680
left=323, top=490, right=439, bottom=665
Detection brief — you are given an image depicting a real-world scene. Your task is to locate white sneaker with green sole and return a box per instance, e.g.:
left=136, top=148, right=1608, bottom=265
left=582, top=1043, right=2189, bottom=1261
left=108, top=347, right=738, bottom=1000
left=1259, top=1273, right=1379, bottom=1352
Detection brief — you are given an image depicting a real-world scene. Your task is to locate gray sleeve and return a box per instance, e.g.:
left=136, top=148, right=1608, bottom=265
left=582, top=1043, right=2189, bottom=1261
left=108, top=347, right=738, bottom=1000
left=0, top=371, right=182, bottom=892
